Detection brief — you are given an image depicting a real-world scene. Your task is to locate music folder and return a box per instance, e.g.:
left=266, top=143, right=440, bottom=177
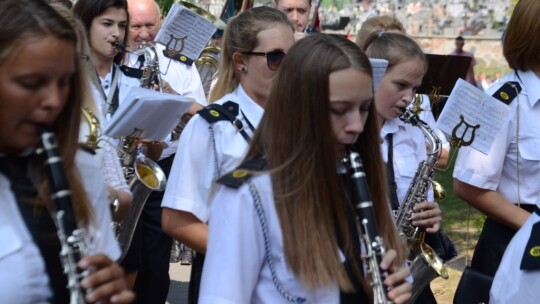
left=104, top=86, right=194, bottom=140
left=417, top=54, right=472, bottom=96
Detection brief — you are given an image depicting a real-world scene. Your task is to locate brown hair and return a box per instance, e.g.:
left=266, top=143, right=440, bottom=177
left=245, top=34, right=405, bottom=293
left=73, top=0, right=130, bottom=64
left=208, top=6, right=293, bottom=103
left=0, top=0, right=92, bottom=225
left=363, top=31, right=427, bottom=74
left=503, top=0, right=540, bottom=71
left=356, top=15, right=405, bottom=49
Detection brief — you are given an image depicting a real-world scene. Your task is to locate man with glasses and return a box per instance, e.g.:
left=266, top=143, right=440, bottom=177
left=273, top=0, right=312, bottom=41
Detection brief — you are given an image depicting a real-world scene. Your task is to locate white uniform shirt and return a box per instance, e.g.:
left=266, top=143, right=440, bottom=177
left=380, top=118, right=434, bottom=204
left=80, top=85, right=130, bottom=193
left=125, top=44, right=207, bottom=159
left=0, top=151, right=120, bottom=303
left=453, top=70, right=540, bottom=206
left=162, top=85, right=264, bottom=222
left=490, top=206, right=540, bottom=303
left=200, top=174, right=339, bottom=304
left=98, top=63, right=141, bottom=121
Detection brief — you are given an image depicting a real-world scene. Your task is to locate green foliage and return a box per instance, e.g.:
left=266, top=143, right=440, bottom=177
left=156, top=0, right=176, bottom=17
left=434, top=147, right=485, bottom=257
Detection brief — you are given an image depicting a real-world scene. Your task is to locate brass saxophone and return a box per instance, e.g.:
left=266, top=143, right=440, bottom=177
left=81, top=106, right=100, bottom=152
left=344, top=148, right=392, bottom=304
left=111, top=41, right=168, bottom=261
left=114, top=41, right=163, bottom=91
left=395, top=109, right=448, bottom=302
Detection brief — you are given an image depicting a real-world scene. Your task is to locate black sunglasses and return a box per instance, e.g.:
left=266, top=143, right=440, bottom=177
left=241, top=50, right=286, bottom=71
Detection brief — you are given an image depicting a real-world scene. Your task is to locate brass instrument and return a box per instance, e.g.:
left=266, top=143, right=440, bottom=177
left=195, top=45, right=220, bottom=96
left=395, top=109, right=449, bottom=303
left=114, top=41, right=163, bottom=92
left=81, top=106, right=101, bottom=151
left=111, top=42, right=168, bottom=260
left=410, top=94, right=447, bottom=201
left=344, top=148, right=392, bottom=304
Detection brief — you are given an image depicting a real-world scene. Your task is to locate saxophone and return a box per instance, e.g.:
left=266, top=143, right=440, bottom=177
left=37, top=126, right=88, bottom=304
left=344, top=148, right=392, bottom=304
left=81, top=106, right=101, bottom=152
left=395, top=109, right=448, bottom=302
left=114, top=41, right=163, bottom=91
left=111, top=41, right=168, bottom=261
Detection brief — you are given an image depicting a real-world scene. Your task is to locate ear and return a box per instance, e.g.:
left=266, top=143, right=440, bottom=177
left=232, top=52, right=246, bottom=71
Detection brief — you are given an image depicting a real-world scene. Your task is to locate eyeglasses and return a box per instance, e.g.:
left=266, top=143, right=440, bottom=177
left=241, top=50, right=286, bottom=71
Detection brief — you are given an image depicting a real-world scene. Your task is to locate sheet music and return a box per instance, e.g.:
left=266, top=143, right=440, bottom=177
left=156, top=3, right=216, bottom=61
left=369, top=58, right=388, bottom=93
left=436, top=79, right=512, bottom=154
left=104, top=87, right=194, bottom=140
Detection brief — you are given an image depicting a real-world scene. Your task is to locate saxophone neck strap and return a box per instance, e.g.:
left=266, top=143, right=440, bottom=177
left=385, top=133, right=400, bottom=211
left=104, top=64, right=121, bottom=116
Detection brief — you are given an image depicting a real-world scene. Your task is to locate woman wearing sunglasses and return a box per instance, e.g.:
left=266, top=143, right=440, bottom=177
left=161, top=6, right=295, bottom=304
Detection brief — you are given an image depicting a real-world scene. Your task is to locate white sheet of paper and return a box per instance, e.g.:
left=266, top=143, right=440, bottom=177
left=156, top=4, right=216, bottom=61
left=369, top=58, right=388, bottom=93
left=104, top=87, right=194, bottom=140
left=435, top=79, right=512, bottom=154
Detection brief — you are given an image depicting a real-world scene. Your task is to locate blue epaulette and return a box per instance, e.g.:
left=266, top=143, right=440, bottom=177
left=197, top=101, right=252, bottom=143
left=217, top=157, right=267, bottom=189
left=197, top=101, right=239, bottom=124
left=492, top=81, right=521, bottom=105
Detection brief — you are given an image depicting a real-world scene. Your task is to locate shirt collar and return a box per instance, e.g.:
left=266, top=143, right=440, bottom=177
left=232, top=84, right=265, bottom=128
left=515, top=70, right=540, bottom=107
left=380, top=117, right=405, bottom=139
left=99, top=64, right=114, bottom=88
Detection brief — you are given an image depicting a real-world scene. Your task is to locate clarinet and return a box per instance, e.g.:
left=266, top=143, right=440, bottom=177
left=37, top=125, right=88, bottom=304
left=345, top=147, right=393, bottom=304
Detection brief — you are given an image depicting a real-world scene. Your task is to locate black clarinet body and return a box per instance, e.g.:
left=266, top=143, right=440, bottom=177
left=345, top=147, right=393, bottom=304
left=37, top=125, right=87, bottom=304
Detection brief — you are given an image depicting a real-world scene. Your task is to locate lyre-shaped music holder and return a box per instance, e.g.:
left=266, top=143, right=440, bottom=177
left=163, top=34, right=188, bottom=58
left=443, top=115, right=480, bottom=169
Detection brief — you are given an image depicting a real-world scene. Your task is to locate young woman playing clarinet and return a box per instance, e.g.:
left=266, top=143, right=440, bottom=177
left=199, top=34, right=412, bottom=303
left=0, top=0, right=133, bottom=302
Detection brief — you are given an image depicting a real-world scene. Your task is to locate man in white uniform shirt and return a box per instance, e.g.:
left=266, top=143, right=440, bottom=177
left=122, top=0, right=206, bottom=303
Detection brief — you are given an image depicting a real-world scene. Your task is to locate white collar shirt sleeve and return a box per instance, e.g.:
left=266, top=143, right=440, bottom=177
left=0, top=151, right=119, bottom=303
left=200, top=174, right=339, bottom=303
left=161, top=85, right=264, bottom=222
left=453, top=70, right=540, bottom=206
left=490, top=211, right=540, bottom=303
